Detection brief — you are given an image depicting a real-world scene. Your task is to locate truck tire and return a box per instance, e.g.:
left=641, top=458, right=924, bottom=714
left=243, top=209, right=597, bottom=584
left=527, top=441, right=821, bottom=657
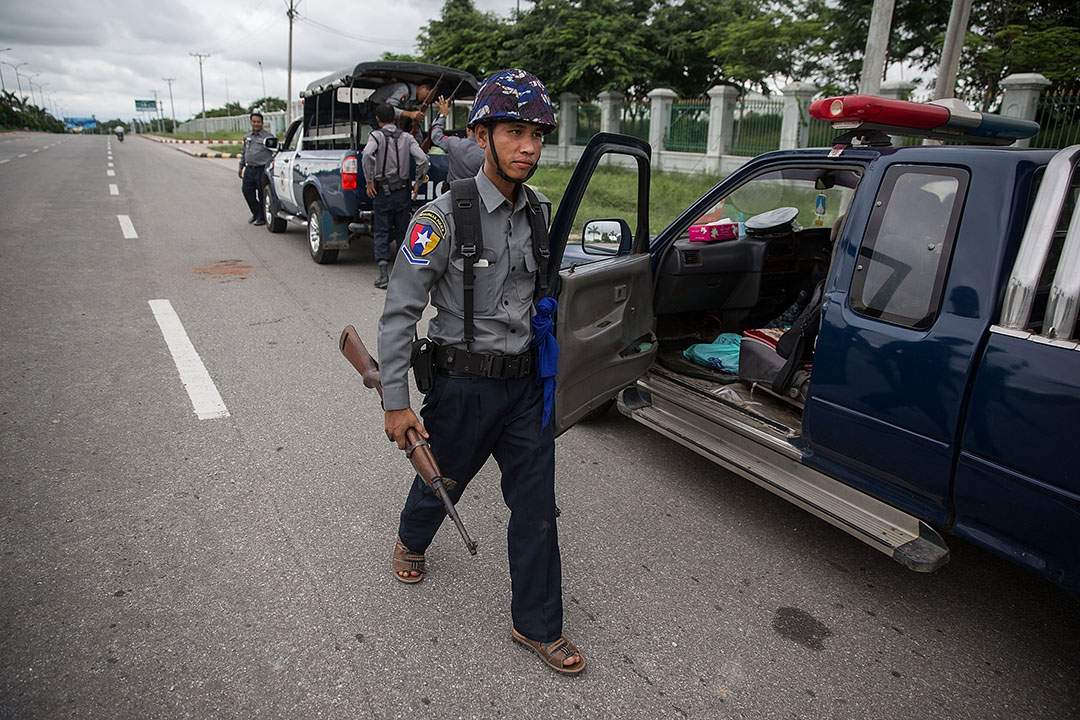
left=306, top=198, right=339, bottom=264
left=263, top=183, right=287, bottom=234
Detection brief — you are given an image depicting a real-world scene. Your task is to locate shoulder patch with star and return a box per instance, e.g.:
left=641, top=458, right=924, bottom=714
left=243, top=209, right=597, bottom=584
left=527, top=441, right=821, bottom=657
left=402, top=208, right=448, bottom=265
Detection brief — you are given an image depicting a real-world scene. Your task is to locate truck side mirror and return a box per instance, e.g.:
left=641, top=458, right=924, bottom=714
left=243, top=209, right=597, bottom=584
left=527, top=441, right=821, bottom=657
left=581, top=218, right=633, bottom=256
left=264, top=136, right=279, bottom=151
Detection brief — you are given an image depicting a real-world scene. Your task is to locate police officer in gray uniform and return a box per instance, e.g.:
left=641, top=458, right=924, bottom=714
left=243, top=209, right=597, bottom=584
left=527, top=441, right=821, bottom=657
left=238, top=111, right=275, bottom=225
left=362, top=103, right=430, bottom=289
left=378, top=69, right=585, bottom=674
left=430, top=94, right=485, bottom=185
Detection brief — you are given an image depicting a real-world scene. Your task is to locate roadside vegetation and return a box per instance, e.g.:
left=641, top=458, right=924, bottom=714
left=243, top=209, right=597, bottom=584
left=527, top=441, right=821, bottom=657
left=0, top=91, right=64, bottom=133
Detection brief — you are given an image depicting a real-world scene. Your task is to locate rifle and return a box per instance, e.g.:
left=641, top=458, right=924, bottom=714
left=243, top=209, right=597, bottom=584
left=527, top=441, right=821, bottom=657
left=339, top=325, right=478, bottom=556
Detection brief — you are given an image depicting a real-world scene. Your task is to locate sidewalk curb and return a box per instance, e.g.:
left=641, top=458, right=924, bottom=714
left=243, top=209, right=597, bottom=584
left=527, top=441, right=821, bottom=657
left=140, top=135, right=241, bottom=159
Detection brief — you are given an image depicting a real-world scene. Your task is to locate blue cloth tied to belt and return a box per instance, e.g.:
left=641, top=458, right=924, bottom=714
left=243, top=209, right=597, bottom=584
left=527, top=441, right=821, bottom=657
left=530, top=297, right=559, bottom=429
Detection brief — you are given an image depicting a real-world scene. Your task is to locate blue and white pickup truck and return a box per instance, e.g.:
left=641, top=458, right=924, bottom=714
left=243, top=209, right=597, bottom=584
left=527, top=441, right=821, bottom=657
left=548, top=96, right=1079, bottom=595
left=261, top=61, right=478, bottom=263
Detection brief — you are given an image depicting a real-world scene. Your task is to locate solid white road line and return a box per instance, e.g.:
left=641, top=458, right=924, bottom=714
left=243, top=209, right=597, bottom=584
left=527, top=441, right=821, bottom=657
left=109, top=184, right=119, bottom=195
left=148, top=299, right=230, bottom=420
left=117, top=215, right=138, bottom=239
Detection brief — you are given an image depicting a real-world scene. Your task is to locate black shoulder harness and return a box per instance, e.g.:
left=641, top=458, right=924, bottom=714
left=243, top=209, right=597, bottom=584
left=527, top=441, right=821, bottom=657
left=449, top=178, right=552, bottom=350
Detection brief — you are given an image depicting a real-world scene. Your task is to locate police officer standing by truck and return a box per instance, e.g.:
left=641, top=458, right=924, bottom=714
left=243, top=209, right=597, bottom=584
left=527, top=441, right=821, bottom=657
left=377, top=69, right=585, bottom=674
left=362, top=103, right=430, bottom=289
left=238, top=111, right=275, bottom=225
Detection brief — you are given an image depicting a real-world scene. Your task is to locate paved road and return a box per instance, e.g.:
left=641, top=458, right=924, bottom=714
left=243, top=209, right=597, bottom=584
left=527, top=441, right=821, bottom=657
left=1, top=132, right=1077, bottom=720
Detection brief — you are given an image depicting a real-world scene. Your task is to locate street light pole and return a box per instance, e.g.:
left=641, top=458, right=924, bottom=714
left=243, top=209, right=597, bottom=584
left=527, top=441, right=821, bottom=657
left=190, top=52, right=210, bottom=140
left=3, top=62, right=27, bottom=102
left=27, top=73, right=40, bottom=107
left=286, top=0, right=297, bottom=124
left=258, top=61, right=266, bottom=100
left=0, top=48, right=11, bottom=92
left=151, top=89, right=163, bottom=133
left=162, top=77, right=176, bottom=132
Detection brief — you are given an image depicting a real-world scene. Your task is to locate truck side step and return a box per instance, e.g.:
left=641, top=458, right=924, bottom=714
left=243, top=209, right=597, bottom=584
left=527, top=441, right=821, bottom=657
left=275, top=211, right=307, bottom=227
left=620, top=377, right=950, bottom=572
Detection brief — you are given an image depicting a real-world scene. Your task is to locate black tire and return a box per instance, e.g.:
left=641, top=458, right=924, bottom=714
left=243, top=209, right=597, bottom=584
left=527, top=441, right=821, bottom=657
left=306, top=198, right=339, bottom=264
left=263, top=183, right=287, bottom=233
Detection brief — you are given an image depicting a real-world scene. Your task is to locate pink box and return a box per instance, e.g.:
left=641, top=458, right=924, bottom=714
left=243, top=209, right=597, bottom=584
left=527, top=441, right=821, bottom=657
left=688, top=219, right=742, bottom=243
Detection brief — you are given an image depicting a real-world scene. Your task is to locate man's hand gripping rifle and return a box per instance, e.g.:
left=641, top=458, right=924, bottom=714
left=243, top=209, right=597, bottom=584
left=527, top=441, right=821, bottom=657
left=339, top=326, right=478, bottom=555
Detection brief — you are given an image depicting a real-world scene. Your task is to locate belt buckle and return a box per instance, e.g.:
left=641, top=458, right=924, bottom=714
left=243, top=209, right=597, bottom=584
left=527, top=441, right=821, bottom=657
left=488, top=355, right=505, bottom=378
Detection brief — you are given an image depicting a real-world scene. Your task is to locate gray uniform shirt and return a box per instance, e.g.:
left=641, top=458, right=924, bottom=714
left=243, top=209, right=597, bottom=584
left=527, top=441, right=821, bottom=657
left=370, top=82, right=415, bottom=121
left=240, top=128, right=275, bottom=169
left=430, top=116, right=485, bottom=184
left=361, top=124, right=430, bottom=185
left=377, top=170, right=551, bottom=411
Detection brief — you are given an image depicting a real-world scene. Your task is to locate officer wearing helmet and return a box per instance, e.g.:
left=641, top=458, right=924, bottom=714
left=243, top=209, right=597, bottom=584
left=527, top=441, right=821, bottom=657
left=377, top=69, right=585, bottom=674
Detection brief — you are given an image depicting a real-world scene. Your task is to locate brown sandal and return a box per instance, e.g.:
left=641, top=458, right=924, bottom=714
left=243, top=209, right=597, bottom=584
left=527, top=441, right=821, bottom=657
left=512, top=628, right=586, bottom=674
left=392, top=536, right=424, bottom=584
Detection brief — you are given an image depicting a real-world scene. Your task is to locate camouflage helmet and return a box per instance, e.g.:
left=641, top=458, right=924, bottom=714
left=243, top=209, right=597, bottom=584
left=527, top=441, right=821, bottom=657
left=467, top=68, right=557, bottom=133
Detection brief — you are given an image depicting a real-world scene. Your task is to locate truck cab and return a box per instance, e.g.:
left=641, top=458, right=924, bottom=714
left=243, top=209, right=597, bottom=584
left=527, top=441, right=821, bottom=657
left=261, top=61, right=478, bottom=263
left=548, top=97, right=1079, bottom=595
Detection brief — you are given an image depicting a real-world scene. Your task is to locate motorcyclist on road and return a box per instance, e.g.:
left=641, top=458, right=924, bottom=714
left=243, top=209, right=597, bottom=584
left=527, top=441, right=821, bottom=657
left=114, top=125, right=125, bottom=142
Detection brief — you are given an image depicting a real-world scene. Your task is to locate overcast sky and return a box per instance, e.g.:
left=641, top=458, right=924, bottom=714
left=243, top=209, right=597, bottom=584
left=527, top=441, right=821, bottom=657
left=0, top=0, right=522, bottom=122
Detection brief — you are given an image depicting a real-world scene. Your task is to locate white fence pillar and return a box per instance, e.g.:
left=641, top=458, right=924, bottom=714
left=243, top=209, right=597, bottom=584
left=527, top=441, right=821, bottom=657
left=599, top=90, right=624, bottom=135
left=706, top=85, right=739, bottom=164
left=1001, top=73, right=1051, bottom=148
left=648, top=88, right=677, bottom=161
left=879, top=80, right=916, bottom=101
left=558, top=92, right=579, bottom=149
left=780, top=82, right=818, bottom=150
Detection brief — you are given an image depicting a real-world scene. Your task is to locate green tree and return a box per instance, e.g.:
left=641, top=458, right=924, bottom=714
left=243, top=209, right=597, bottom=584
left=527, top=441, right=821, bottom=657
left=415, top=0, right=509, bottom=81
left=249, top=96, right=286, bottom=113
left=504, top=0, right=655, bottom=99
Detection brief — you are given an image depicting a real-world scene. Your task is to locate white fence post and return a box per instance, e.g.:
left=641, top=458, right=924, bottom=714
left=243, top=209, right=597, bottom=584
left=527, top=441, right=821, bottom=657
left=599, top=90, right=624, bottom=135
left=1000, top=73, right=1051, bottom=148
left=648, top=87, right=677, bottom=163
left=706, top=85, right=739, bottom=172
left=780, top=82, right=818, bottom=149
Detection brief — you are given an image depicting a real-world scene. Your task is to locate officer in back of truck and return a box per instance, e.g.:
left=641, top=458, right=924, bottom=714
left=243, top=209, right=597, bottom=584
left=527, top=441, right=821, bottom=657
left=369, top=81, right=436, bottom=135
left=361, top=103, right=430, bottom=289
left=377, top=69, right=585, bottom=675
left=429, top=94, right=485, bottom=186
left=237, top=111, right=276, bottom=226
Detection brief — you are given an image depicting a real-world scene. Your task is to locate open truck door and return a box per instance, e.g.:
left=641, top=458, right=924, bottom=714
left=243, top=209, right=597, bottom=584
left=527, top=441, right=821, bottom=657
left=550, top=133, right=657, bottom=435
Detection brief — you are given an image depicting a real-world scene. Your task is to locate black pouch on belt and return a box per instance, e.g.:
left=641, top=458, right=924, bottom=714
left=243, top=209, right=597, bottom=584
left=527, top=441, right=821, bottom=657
left=410, top=337, right=437, bottom=394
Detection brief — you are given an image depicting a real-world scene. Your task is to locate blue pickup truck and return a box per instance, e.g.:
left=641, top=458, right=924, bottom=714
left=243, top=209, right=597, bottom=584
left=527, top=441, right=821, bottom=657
left=548, top=96, right=1079, bottom=595
left=261, top=61, right=478, bottom=263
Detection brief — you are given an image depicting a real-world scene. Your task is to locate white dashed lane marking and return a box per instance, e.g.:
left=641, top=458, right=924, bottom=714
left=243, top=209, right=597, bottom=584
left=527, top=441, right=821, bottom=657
left=148, top=299, right=230, bottom=420
left=109, top=184, right=119, bottom=196
left=107, top=170, right=115, bottom=177
left=117, top=215, right=138, bottom=239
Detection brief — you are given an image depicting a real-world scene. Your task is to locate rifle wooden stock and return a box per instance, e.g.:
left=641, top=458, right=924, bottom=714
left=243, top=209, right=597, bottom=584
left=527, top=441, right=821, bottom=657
left=339, top=325, right=478, bottom=555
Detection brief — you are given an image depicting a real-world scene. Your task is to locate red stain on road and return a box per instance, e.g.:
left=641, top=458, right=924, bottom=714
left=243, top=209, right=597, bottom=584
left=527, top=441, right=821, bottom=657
left=193, top=259, right=256, bottom=283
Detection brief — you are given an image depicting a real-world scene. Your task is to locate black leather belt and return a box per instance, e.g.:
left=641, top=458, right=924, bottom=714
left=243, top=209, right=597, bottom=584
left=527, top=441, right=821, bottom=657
left=434, top=346, right=533, bottom=379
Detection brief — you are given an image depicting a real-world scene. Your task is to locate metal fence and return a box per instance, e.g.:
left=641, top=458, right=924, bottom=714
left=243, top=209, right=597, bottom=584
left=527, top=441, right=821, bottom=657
left=1032, top=87, right=1080, bottom=149
left=620, top=102, right=650, bottom=142
left=574, top=103, right=600, bottom=145
left=729, top=97, right=783, bottom=156
left=665, top=98, right=709, bottom=153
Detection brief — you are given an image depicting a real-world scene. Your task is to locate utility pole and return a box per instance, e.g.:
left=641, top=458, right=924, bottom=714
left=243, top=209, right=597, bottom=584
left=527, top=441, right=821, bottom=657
left=258, top=61, right=266, bottom=100
left=934, top=0, right=975, bottom=100
left=859, top=0, right=895, bottom=96
left=150, top=89, right=163, bottom=133
left=190, top=52, right=210, bottom=139
left=286, top=0, right=297, bottom=124
left=162, top=77, right=176, bottom=133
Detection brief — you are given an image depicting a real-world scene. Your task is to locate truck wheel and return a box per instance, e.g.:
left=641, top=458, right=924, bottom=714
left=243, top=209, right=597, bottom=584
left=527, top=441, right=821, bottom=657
left=306, top=198, right=339, bottom=264
left=263, top=183, right=287, bottom=233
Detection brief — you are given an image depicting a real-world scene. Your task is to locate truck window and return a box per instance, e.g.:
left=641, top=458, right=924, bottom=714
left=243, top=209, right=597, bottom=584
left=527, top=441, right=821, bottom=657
left=1028, top=167, right=1080, bottom=333
left=850, top=166, right=970, bottom=330
left=305, top=91, right=359, bottom=150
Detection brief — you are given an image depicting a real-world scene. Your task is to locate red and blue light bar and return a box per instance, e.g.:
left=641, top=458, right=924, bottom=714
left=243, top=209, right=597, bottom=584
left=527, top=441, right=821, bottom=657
left=808, top=94, right=1040, bottom=145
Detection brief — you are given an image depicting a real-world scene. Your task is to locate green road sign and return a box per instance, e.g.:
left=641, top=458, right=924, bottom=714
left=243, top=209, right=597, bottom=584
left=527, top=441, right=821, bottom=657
left=135, top=99, right=157, bottom=111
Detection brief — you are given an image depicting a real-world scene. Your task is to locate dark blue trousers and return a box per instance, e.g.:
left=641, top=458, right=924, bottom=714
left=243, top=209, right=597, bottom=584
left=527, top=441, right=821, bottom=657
left=241, top=164, right=265, bottom=218
left=398, top=372, right=562, bottom=643
left=372, top=187, right=411, bottom=263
